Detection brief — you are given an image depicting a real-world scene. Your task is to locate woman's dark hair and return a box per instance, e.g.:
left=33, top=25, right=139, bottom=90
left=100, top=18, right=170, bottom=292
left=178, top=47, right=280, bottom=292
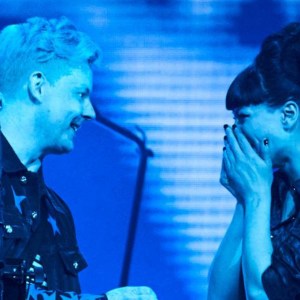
left=226, top=22, right=300, bottom=110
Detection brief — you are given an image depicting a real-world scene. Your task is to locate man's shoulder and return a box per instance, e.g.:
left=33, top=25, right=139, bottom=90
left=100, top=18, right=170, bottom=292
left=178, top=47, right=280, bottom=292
left=45, top=187, right=74, bottom=217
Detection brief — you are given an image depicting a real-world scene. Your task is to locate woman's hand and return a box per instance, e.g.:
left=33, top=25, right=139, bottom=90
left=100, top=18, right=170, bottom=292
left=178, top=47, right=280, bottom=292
left=220, top=125, right=273, bottom=204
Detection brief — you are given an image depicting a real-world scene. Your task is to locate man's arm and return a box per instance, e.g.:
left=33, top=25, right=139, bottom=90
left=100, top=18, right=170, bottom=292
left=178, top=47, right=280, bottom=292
left=26, top=285, right=107, bottom=300
left=208, top=202, right=245, bottom=300
left=26, top=285, right=158, bottom=300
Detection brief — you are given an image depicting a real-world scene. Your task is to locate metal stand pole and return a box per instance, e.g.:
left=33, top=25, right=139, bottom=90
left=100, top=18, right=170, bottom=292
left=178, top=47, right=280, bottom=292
left=95, top=113, right=153, bottom=287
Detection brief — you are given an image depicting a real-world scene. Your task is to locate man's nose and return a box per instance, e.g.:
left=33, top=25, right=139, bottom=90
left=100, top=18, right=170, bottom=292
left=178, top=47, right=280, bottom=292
left=83, top=98, right=96, bottom=120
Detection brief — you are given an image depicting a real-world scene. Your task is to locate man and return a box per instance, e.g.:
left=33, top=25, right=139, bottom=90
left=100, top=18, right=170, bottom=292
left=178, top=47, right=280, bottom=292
left=0, top=16, right=157, bottom=300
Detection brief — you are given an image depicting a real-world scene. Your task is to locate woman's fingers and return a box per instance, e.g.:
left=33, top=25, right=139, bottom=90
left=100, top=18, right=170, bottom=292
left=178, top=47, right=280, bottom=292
left=224, top=138, right=235, bottom=167
left=225, top=125, right=269, bottom=164
left=224, top=125, right=243, bottom=159
left=233, top=126, right=257, bottom=158
left=221, top=145, right=235, bottom=185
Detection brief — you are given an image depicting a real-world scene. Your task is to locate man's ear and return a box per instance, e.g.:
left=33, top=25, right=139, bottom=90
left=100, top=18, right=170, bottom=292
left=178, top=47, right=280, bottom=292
left=281, top=100, right=299, bottom=130
left=27, top=71, right=47, bottom=103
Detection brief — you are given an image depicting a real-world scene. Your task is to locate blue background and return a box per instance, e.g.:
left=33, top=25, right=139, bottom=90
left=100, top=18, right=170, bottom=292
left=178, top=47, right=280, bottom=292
left=1, top=1, right=300, bottom=299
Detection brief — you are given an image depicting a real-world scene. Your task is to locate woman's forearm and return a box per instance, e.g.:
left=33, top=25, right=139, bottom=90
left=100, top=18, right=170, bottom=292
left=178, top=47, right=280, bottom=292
left=242, top=193, right=273, bottom=300
left=208, top=202, right=245, bottom=300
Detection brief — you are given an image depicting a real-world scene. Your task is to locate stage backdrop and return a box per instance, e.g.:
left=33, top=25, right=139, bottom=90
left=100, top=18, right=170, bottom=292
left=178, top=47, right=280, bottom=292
left=1, top=0, right=300, bottom=299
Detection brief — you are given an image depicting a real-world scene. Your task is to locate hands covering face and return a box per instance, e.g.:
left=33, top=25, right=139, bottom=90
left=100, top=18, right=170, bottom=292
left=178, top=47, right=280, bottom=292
left=220, top=125, right=273, bottom=204
left=105, top=286, right=158, bottom=300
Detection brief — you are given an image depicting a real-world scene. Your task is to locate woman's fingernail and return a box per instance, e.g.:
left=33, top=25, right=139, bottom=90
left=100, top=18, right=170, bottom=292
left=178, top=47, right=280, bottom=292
left=232, top=124, right=237, bottom=130
left=263, top=138, right=269, bottom=146
left=223, top=124, right=229, bottom=130
left=223, top=146, right=226, bottom=151
left=224, top=136, right=227, bottom=141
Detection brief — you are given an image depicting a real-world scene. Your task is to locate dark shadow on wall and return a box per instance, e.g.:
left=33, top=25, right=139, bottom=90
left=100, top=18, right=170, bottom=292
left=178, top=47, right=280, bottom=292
left=228, top=0, right=287, bottom=47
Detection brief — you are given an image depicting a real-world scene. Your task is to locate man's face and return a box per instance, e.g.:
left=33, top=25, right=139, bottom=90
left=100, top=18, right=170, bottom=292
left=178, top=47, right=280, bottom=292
left=233, top=103, right=284, bottom=166
left=40, top=64, right=95, bottom=154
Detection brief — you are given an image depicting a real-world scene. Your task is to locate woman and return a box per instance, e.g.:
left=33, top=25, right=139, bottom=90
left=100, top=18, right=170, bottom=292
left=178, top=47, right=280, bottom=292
left=208, top=23, right=300, bottom=300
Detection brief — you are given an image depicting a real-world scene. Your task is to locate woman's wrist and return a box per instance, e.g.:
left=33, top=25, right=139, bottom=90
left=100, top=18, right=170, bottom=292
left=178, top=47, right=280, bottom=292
left=243, top=190, right=271, bottom=209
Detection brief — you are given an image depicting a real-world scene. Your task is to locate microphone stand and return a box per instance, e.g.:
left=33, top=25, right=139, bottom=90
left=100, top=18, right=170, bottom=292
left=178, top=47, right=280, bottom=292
left=95, top=112, right=154, bottom=287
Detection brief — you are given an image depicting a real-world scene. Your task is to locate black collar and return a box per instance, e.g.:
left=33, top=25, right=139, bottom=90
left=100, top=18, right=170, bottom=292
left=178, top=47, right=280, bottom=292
left=1, top=132, right=44, bottom=184
left=1, top=132, right=28, bottom=174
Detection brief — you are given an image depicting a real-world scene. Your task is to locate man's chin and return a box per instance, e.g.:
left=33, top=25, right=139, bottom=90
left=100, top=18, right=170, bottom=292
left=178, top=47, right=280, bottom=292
left=49, top=143, right=74, bottom=155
